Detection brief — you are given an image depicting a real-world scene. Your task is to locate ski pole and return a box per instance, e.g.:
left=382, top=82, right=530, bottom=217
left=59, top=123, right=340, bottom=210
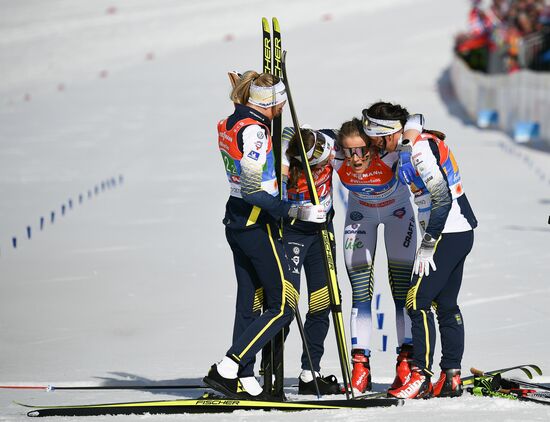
left=281, top=50, right=353, bottom=399
left=294, top=306, right=322, bottom=398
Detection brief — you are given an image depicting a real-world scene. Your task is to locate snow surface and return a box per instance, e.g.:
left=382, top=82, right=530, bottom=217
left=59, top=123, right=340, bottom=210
left=1, top=0, right=550, bottom=421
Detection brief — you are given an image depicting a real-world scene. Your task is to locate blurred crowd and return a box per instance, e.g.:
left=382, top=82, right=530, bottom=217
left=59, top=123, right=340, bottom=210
left=455, top=0, right=550, bottom=73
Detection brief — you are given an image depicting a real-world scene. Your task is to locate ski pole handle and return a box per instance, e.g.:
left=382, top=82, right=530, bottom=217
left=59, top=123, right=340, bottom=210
left=470, top=367, right=485, bottom=377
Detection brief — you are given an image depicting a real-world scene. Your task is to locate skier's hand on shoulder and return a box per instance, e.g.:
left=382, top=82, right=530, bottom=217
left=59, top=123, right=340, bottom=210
left=398, top=151, right=415, bottom=185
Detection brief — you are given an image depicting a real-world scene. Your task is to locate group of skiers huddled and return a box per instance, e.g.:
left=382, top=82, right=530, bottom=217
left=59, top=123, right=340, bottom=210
left=204, top=70, right=477, bottom=400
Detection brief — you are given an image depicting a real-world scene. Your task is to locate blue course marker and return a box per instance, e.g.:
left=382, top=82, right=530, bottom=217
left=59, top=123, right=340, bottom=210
left=27, top=226, right=32, bottom=239
left=79, top=194, right=83, bottom=204
left=50, top=211, right=55, bottom=223
left=68, top=199, right=73, bottom=209
left=382, top=335, right=388, bottom=352
left=61, top=204, right=66, bottom=215
left=12, top=237, right=17, bottom=248
left=40, top=216, right=45, bottom=230
left=376, top=293, right=381, bottom=311
left=514, top=121, right=540, bottom=143
left=476, top=109, right=498, bottom=128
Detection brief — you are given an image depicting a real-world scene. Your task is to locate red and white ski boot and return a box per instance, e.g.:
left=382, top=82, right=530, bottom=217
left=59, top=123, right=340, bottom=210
left=390, top=344, right=413, bottom=390
left=433, top=369, right=463, bottom=398
left=350, top=349, right=372, bottom=394
left=387, top=366, right=432, bottom=399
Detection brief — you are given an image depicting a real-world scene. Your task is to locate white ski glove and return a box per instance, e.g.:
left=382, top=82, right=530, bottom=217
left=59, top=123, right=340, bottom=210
left=413, top=234, right=438, bottom=277
left=288, top=204, right=326, bottom=223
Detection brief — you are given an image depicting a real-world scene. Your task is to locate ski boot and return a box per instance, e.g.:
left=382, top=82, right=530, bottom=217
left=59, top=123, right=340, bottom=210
left=387, top=366, right=433, bottom=399
left=433, top=369, right=463, bottom=398
left=350, top=349, right=372, bottom=394
left=298, top=370, right=341, bottom=395
left=203, top=364, right=257, bottom=400
left=390, top=344, right=413, bottom=390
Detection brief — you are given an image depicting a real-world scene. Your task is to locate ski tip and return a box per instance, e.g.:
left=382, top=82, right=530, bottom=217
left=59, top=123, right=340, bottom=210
left=13, top=401, right=35, bottom=409
left=469, top=365, right=543, bottom=380
left=518, top=367, right=534, bottom=379
left=530, top=365, right=543, bottom=376
left=262, top=17, right=269, bottom=30
left=272, top=17, right=280, bottom=31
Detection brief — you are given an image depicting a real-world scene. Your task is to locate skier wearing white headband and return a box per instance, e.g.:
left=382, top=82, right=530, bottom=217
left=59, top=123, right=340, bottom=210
left=248, top=80, right=287, bottom=108
left=365, top=102, right=477, bottom=400
left=206, top=71, right=325, bottom=400
left=281, top=126, right=340, bottom=395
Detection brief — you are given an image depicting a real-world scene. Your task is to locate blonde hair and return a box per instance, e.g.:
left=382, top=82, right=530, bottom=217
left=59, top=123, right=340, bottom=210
left=230, top=72, right=280, bottom=105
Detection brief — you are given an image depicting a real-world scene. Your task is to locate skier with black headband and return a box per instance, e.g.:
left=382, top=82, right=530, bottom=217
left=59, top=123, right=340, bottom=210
left=205, top=71, right=327, bottom=400
left=364, top=101, right=477, bottom=399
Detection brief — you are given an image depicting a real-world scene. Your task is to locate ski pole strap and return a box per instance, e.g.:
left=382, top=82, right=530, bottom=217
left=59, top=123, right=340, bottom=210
left=330, top=303, right=342, bottom=313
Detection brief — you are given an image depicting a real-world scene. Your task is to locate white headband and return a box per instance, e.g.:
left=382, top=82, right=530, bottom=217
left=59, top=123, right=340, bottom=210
left=363, top=115, right=403, bottom=137
left=248, top=80, right=287, bottom=108
left=294, top=131, right=334, bottom=166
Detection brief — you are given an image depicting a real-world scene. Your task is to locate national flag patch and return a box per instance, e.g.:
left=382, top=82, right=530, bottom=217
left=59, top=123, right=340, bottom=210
left=247, top=150, right=260, bottom=160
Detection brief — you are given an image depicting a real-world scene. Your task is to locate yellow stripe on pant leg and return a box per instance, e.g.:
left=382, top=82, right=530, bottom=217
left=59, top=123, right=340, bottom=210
left=252, top=288, right=264, bottom=313
left=308, top=286, right=330, bottom=314
left=237, top=224, right=286, bottom=359
left=284, top=280, right=300, bottom=311
left=421, top=309, right=430, bottom=372
left=406, top=277, right=422, bottom=311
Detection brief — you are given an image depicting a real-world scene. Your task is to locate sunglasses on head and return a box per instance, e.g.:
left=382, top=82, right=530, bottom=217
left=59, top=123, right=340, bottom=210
left=308, top=131, right=328, bottom=160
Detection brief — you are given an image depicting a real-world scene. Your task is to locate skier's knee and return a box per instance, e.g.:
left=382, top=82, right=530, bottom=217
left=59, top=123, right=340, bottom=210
left=436, top=306, right=463, bottom=326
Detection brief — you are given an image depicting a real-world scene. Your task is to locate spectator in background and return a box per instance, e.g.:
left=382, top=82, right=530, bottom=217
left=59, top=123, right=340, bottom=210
left=455, top=0, right=549, bottom=73
left=455, top=0, right=493, bottom=72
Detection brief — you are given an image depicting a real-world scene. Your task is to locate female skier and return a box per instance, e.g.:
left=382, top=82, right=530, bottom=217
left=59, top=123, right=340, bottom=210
left=204, top=71, right=326, bottom=400
left=333, top=113, right=424, bottom=394
left=364, top=102, right=477, bottom=399
left=282, top=126, right=341, bottom=395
